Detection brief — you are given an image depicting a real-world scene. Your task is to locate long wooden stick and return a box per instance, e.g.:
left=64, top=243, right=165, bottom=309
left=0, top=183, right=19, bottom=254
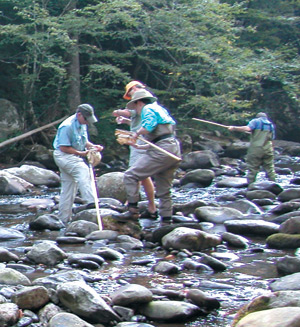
left=192, top=118, right=229, bottom=129
left=192, top=117, right=251, bottom=134
left=88, top=163, right=103, bottom=231
left=115, top=129, right=181, bottom=161
left=0, top=116, right=68, bottom=148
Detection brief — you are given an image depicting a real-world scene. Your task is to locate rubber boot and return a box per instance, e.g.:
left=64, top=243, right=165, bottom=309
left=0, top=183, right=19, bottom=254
left=111, top=205, right=139, bottom=223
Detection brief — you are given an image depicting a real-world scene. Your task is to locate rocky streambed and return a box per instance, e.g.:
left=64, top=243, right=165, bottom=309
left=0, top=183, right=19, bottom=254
left=0, top=137, right=300, bottom=326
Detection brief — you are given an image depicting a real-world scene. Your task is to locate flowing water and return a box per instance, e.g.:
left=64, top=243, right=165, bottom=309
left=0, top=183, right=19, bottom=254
left=0, top=168, right=296, bottom=327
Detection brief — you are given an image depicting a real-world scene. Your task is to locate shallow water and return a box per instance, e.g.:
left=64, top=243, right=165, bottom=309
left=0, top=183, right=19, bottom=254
left=0, top=168, right=297, bottom=327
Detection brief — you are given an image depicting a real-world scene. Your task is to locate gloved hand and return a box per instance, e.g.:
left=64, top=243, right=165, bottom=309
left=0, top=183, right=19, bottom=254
left=87, top=149, right=102, bottom=167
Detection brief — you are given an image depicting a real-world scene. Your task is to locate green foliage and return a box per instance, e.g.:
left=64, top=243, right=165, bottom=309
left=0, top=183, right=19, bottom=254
left=0, top=0, right=299, bottom=144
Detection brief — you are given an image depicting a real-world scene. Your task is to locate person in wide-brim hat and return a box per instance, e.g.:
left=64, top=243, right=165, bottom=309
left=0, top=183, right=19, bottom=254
left=126, top=89, right=157, bottom=110
left=123, top=81, right=145, bottom=100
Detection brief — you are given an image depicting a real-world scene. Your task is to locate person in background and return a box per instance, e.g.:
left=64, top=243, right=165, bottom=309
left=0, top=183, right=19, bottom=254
left=228, top=112, right=276, bottom=185
left=112, top=81, right=157, bottom=219
left=53, top=104, right=103, bottom=223
left=112, top=89, right=181, bottom=222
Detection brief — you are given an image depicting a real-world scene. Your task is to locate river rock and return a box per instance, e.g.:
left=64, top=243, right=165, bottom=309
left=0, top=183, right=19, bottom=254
left=224, top=219, right=280, bottom=236
left=116, top=234, right=144, bottom=250
left=162, top=227, right=221, bottom=251
left=221, top=232, right=249, bottom=248
left=25, top=241, right=67, bottom=266
left=96, top=172, right=127, bottom=203
left=266, top=233, right=300, bottom=249
left=276, top=255, right=300, bottom=275
left=115, top=323, right=155, bottom=327
left=179, top=150, right=220, bottom=170
left=222, top=141, right=248, bottom=158
left=215, top=177, right=248, bottom=188
left=0, top=267, right=31, bottom=285
left=0, top=171, right=28, bottom=195
left=20, top=198, right=56, bottom=211
left=65, top=220, right=99, bottom=237
left=49, top=312, right=94, bottom=327
left=196, top=253, right=228, bottom=271
left=180, top=169, right=215, bottom=187
left=270, top=201, right=300, bottom=214
left=185, top=289, right=220, bottom=310
left=235, top=307, right=300, bottom=327
left=68, top=253, right=105, bottom=266
left=0, top=227, right=25, bottom=241
left=94, top=247, right=124, bottom=260
left=246, top=190, right=276, bottom=201
left=270, top=272, right=300, bottom=291
left=152, top=261, right=181, bottom=274
left=278, top=188, right=300, bottom=202
left=32, top=270, right=86, bottom=289
left=247, top=181, right=283, bottom=195
left=29, top=214, right=65, bottom=230
left=271, top=210, right=300, bottom=224
left=39, top=303, right=63, bottom=325
left=56, top=281, right=120, bottom=324
left=173, top=200, right=207, bottom=216
left=0, top=302, right=20, bottom=326
left=4, top=164, right=60, bottom=187
left=225, top=199, right=263, bottom=215
left=138, top=300, right=201, bottom=322
left=182, top=258, right=213, bottom=273
left=194, top=206, right=243, bottom=223
left=11, top=285, right=49, bottom=310
left=279, top=216, right=300, bottom=234
left=86, top=230, right=119, bottom=241
left=0, top=247, right=19, bottom=262
left=111, top=284, right=153, bottom=306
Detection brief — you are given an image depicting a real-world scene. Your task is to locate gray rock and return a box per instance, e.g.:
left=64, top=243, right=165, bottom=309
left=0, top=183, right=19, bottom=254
left=225, top=219, right=280, bottom=236
left=162, top=227, right=221, bottom=251
left=235, top=307, right=300, bottom=327
left=49, top=312, right=95, bottom=327
left=270, top=272, right=300, bottom=291
left=138, top=300, right=200, bottom=322
left=246, top=190, right=276, bottom=200
left=195, top=206, right=243, bottom=223
left=221, top=232, right=249, bottom=248
left=0, top=303, right=20, bottom=326
left=276, top=255, right=300, bottom=276
left=0, top=228, right=25, bottom=241
left=111, top=284, right=153, bottom=306
left=66, top=220, right=99, bottom=237
left=56, top=281, right=120, bottom=324
left=152, top=261, right=181, bottom=275
left=0, top=247, right=19, bottom=262
left=278, top=188, right=300, bottom=202
left=29, top=214, right=65, bottom=230
left=5, top=164, right=60, bottom=187
left=26, top=241, right=67, bottom=266
left=225, top=199, right=263, bottom=215
left=179, top=150, right=220, bottom=170
left=216, top=177, right=248, bottom=188
left=11, top=285, right=49, bottom=310
left=0, top=268, right=31, bottom=286
left=280, top=216, right=300, bottom=234
left=96, top=172, right=127, bottom=203
left=180, top=169, right=215, bottom=187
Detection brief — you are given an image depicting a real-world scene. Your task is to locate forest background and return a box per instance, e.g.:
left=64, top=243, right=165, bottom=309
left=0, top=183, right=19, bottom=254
left=0, top=0, right=299, bottom=154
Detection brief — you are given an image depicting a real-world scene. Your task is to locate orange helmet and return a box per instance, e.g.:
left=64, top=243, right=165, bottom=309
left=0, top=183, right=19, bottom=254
left=123, top=81, right=145, bottom=100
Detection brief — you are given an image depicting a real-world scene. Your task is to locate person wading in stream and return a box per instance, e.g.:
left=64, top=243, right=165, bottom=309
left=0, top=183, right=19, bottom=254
left=53, top=104, right=103, bottom=223
left=112, top=81, right=157, bottom=219
left=228, top=112, right=276, bottom=185
left=112, top=89, right=181, bottom=222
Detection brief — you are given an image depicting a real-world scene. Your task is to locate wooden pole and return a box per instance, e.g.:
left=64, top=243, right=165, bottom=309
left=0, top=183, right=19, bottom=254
left=0, top=116, right=67, bottom=148
left=115, top=129, right=181, bottom=161
left=192, top=117, right=251, bottom=134
left=192, top=118, right=229, bottom=129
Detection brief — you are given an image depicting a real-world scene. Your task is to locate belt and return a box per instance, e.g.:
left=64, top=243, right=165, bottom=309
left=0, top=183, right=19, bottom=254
left=152, top=134, right=174, bottom=144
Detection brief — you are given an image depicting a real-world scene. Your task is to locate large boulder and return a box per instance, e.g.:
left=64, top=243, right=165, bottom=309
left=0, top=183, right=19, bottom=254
left=96, top=172, right=127, bottom=203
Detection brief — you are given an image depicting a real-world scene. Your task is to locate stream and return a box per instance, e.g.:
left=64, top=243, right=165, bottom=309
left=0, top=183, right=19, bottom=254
left=0, top=166, right=297, bottom=327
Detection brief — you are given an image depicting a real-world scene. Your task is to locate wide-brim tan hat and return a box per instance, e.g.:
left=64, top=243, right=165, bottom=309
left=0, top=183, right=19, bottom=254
left=123, top=81, right=145, bottom=100
left=126, top=90, right=157, bottom=109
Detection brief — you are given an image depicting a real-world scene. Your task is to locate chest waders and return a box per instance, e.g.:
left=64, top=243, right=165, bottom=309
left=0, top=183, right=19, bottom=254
left=246, top=121, right=276, bottom=184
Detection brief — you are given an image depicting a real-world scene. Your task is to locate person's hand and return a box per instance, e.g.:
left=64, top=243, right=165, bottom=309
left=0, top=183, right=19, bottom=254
left=93, top=144, right=104, bottom=152
left=116, top=116, right=127, bottom=124
left=112, top=109, right=126, bottom=117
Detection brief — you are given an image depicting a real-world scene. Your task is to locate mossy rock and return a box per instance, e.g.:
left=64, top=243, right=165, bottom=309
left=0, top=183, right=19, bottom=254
left=266, top=233, right=300, bottom=249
